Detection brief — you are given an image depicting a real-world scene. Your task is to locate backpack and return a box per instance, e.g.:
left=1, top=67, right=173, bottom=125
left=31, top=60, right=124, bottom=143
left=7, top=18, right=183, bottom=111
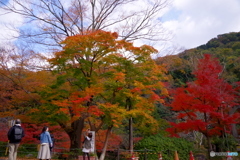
left=14, top=127, right=23, bottom=140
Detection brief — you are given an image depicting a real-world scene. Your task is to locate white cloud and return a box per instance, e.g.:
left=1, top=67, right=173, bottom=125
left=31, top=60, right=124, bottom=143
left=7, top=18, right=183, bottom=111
left=162, top=0, right=240, bottom=50
left=0, top=0, right=24, bottom=43
left=1, top=0, right=240, bottom=57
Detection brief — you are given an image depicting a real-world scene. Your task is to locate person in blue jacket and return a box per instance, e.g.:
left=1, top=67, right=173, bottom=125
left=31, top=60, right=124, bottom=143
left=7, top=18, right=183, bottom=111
left=37, top=126, right=53, bottom=160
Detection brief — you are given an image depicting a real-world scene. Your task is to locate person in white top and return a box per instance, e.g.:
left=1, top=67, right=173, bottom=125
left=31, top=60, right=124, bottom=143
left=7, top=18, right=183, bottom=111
left=82, top=129, right=92, bottom=160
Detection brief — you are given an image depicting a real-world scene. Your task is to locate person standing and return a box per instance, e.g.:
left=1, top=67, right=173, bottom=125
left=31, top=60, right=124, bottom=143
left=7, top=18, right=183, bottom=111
left=7, top=119, right=25, bottom=160
left=37, top=126, right=53, bottom=160
left=82, top=130, right=93, bottom=160
left=50, top=134, right=55, bottom=153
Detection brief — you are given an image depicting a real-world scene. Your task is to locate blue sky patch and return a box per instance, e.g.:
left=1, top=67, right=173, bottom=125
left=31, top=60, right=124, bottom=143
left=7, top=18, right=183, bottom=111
left=162, top=8, right=181, bottom=22
left=0, top=0, right=9, bottom=6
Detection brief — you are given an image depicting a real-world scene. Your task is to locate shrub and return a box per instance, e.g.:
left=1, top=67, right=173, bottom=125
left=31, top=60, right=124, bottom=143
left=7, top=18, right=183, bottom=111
left=134, top=134, right=194, bottom=160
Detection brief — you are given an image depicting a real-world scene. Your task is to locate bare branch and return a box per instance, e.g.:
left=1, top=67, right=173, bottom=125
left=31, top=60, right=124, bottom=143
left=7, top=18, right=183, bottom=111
left=0, top=0, right=170, bottom=51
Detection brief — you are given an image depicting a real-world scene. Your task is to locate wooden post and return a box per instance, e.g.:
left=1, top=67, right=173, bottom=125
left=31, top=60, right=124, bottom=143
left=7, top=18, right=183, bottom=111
left=117, top=147, right=120, bottom=160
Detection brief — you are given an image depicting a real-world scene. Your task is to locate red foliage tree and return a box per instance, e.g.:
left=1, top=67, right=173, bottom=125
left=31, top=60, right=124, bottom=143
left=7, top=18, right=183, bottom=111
left=167, top=54, right=239, bottom=152
left=94, top=129, right=122, bottom=151
left=0, top=121, right=69, bottom=153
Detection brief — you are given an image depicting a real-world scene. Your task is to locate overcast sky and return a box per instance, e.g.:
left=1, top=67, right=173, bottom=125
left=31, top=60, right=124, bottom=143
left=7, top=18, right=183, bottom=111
left=1, top=0, right=240, bottom=56
left=162, top=0, right=240, bottom=50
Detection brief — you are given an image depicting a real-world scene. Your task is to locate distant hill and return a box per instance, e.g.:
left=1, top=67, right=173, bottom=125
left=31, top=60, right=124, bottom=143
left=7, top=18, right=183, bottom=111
left=197, top=32, right=240, bottom=50
left=156, top=31, right=240, bottom=86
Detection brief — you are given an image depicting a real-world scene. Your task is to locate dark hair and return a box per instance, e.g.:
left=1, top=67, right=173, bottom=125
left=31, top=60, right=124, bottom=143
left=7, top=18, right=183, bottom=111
left=15, top=119, right=21, bottom=124
left=87, top=133, right=92, bottom=138
left=42, top=126, right=48, bottom=133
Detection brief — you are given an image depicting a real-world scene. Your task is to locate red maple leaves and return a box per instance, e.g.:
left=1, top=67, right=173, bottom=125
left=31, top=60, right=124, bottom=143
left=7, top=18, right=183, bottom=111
left=167, top=54, right=239, bottom=137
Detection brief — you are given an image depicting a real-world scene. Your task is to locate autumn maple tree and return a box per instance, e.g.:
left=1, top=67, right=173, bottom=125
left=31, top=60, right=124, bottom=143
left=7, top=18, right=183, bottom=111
left=167, top=54, right=239, bottom=152
left=0, top=46, right=53, bottom=120
left=33, top=30, right=168, bottom=159
left=0, top=46, right=65, bottom=148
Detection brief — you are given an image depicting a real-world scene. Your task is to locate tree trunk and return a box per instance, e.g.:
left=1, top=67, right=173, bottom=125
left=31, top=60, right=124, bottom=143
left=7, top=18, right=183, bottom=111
left=230, top=105, right=240, bottom=138
left=206, top=134, right=212, bottom=152
left=129, top=117, right=133, bottom=155
left=66, top=117, right=85, bottom=153
left=99, top=125, right=113, bottom=160
left=204, top=113, right=212, bottom=159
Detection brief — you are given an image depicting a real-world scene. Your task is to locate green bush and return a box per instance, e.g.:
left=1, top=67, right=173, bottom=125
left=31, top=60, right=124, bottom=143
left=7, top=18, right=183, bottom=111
left=0, top=141, right=8, bottom=157
left=134, top=134, right=194, bottom=160
left=212, top=134, right=238, bottom=152
left=17, top=143, right=39, bottom=158
left=0, top=141, right=38, bottom=158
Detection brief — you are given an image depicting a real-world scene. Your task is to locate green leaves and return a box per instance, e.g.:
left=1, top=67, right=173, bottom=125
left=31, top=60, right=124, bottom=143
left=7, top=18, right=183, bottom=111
left=134, top=134, right=194, bottom=160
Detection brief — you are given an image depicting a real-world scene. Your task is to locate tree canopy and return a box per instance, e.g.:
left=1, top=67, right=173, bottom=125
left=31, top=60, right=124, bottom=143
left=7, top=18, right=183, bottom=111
left=27, top=30, right=168, bottom=159
left=167, top=54, right=239, bottom=152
